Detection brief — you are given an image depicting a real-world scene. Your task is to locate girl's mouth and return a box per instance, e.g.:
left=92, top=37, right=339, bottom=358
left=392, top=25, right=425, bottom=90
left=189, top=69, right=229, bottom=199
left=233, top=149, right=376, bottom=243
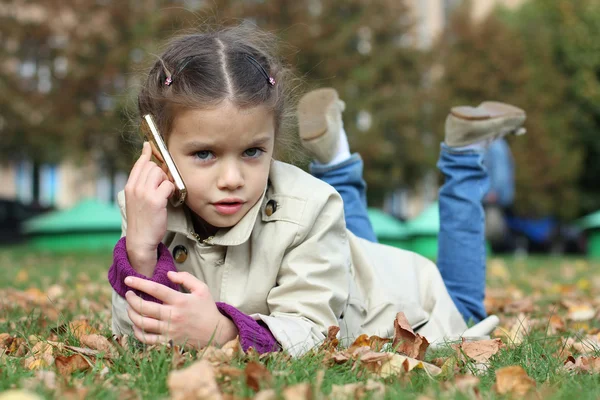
left=213, top=201, right=244, bottom=215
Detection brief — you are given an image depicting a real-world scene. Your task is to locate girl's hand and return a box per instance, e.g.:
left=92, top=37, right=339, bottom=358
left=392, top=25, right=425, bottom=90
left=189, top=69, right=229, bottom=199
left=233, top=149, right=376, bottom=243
left=124, top=272, right=238, bottom=348
left=124, top=142, right=175, bottom=277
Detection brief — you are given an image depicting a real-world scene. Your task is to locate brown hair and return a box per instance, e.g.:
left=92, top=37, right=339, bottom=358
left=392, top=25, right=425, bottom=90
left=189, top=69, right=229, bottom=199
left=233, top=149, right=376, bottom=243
left=137, top=25, right=302, bottom=161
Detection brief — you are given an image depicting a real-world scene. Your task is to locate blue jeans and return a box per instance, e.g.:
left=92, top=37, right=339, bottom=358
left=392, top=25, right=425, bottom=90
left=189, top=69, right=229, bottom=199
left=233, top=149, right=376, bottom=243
left=310, top=154, right=378, bottom=242
left=437, top=144, right=489, bottom=323
left=312, top=146, right=489, bottom=324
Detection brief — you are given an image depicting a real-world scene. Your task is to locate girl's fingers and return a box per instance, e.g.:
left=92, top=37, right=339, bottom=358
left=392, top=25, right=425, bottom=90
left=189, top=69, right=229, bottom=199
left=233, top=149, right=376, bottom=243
left=145, top=165, right=169, bottom=190
left=128, top=142, right=152, bottom=186
left=125, top=290, right=166, bottom=320
left=157, top=180, right=175, bottom=200
left=127, top=306, right=164, bottom=334
left=136, top=160, right=161, bottom=192
left=132, top=324, right=167, bottom=345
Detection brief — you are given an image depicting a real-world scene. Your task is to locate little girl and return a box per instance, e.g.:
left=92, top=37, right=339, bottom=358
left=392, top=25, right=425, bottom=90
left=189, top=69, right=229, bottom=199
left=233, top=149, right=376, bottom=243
left=109, top=26, right=526, bottom=356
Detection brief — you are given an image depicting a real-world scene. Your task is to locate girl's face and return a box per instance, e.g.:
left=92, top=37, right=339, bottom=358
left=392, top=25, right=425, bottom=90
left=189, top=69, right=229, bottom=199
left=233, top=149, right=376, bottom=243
left=167, top=101, right=275, bottom=229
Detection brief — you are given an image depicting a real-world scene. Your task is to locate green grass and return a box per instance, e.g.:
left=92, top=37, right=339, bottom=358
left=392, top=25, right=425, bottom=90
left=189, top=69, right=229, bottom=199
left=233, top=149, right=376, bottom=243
left=2, top=246, right=600, bottom=399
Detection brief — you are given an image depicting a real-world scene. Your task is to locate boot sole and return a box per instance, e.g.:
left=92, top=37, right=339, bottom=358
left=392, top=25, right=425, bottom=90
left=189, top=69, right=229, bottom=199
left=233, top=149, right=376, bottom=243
left=450, top=101, right=525, bottom=121
left=297, top=88, right=339, bottom=140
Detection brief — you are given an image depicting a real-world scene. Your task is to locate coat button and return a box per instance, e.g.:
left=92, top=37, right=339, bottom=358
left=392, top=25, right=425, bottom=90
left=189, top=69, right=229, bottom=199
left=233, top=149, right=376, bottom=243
left=172, top=245, right=188, bottom=263
left=265, top=199, right=278, bottom=216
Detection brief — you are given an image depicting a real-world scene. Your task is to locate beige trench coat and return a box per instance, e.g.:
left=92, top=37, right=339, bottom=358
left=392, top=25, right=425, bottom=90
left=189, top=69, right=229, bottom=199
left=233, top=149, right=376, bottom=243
left=112, top=161, right=467, bottom=356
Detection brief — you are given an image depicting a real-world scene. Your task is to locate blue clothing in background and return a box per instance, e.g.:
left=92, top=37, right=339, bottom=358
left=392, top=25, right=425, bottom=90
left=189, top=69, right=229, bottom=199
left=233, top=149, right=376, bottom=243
left=485, top=138, right=514, bottom=208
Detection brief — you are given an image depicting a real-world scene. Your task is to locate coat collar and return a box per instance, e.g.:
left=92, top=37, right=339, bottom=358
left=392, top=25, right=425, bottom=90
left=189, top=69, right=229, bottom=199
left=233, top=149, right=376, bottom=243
left=166, top=186, right=267, bottom=247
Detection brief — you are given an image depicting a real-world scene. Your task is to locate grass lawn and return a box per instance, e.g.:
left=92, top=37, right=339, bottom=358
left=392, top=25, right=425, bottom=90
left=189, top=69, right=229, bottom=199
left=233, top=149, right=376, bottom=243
left=2, top=246, right=600, bottom=399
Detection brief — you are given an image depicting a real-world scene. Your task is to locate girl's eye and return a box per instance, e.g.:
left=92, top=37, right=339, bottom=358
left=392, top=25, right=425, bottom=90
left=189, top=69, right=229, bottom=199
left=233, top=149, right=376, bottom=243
left=244, top=148, right=263, bottom=158
left=195, top=150, right=214, bottom=160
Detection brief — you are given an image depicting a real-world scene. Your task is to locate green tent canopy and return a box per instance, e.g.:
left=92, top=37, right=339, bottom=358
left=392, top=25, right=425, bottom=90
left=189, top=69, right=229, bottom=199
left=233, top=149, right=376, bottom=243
left=367, top=208, right=410, bottom=249
left=577, top=210, right=600, bottom=259
left=23, top=199, right=122, bottom=252
left=404, top=202, right=440, bottom=259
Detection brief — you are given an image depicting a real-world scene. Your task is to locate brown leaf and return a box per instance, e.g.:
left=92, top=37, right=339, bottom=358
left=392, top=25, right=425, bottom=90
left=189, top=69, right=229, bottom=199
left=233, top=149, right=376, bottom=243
left=22, top=370, right=57, bottom=392
left=330, top=379, right=385, bottom=400
left=392, top=312, right=429, bottom=360
left=245, top=361, right=272, bottom=392
left=319, top=326, right=339, bottom=351
left=357, top=351, right=441, bottom=377
left=23, top=341, right=59, bottom=370
left=368, top=336, right=391, bottom=351
left=504, top=298, right=535, bottom=314
left=282, top=382, right=312, bottom=400
left=548, top=315, right=566, bottom=333
left=254, top=389, right=277, bottom=400
left=55, top=354, right=91, bottom=376
left=453, top=338, right=505, bottom=364
left=171, top=345, right=189, bottom=370
left=79, top=334, right=117, bottom=357
left=493, top=365, right=536, bottom=396
left=563, top=336, right=600, bottom=355
left=348, top=334, right=371, bottom=353
left=0, top=335, right=27, bottom=356
left=442, top=375, right=481, bottom=399
left=563, top=356, right=600, bottom=373
left=68, top=319, right=98, bottom=341
left=167, top=359, right=222, bottom=400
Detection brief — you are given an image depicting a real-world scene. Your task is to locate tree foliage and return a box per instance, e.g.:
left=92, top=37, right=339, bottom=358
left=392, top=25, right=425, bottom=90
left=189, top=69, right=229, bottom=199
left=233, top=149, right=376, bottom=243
left=431, top=2, right=583, bottom=219
left=212, top=0, right=430, bottom=205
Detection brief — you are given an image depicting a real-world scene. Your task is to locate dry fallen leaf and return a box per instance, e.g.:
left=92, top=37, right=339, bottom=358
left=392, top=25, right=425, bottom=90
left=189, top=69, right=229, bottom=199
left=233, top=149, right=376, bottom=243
left=245, top=361, right=272, bottom=392
left=330, top=379, right=385, bottom=400
left=22, top=370, right=57, bottom=391
left=0, top=334, right=27, bottom=357
left=548, top=314, right=566, bottom=333
left=563, top=355, right=600, bottom=373
left=254, top=389, right=276, bottom=400
left=359, top=351, right=441, bottom=378
left=55, top=354, right=91, bottom=376
left=79, top=334, right=117, bottom=357
left=392, top=312, right=429, bottom=360
left=282, top=382, right=312, bottom=400
left=69, top=319, right=98, bottom=341
left=320, top=326, right=340, bottom=351
left=167, top=359, right=222, bottom=400
left=563, top=336, right=600, bottom=355
left=567, top=303, right=596, bottom=322
left=442, top=375, right=481, bottom=398
left=453, top=338, right=505, bottom=364
left=493, top=365, right=536, bottom=397
left=23, top=341, right=59, bottom=370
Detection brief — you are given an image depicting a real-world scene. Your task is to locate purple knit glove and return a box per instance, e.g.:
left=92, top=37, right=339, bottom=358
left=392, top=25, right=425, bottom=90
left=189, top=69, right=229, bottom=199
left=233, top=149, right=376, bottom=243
left=108, top=236, right=179, bottom=302
left=108, top=237, right=280, bottom=353
left=216, top=302, right=280, bottom=354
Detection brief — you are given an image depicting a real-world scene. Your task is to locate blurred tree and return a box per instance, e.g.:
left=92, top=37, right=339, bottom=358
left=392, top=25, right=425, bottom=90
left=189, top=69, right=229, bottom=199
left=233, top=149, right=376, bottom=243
left=511, top=0, right=600, bottom=215
left=0, top=1, right=191, bottom=202
left=430, top=2, right=583, bottom=219
left=214, top=0, right=429, bottom=206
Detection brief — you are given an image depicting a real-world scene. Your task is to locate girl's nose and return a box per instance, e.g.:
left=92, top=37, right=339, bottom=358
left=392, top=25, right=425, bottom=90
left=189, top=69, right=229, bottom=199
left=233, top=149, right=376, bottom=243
left=217, top=161, right=244, bottom=190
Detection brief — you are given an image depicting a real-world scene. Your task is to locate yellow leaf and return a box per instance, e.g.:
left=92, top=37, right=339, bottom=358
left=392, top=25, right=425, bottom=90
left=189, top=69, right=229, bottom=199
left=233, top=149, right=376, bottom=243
left=15, top=270, right=29, bottom=283
left=567, top=304, right=596, bottom=321
left=493, top=365, right=536, bottom=396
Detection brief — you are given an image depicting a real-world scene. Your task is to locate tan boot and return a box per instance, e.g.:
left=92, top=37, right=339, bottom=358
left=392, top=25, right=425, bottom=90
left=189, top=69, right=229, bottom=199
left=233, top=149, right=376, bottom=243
left=297, top=88, right=346, bottom=164
left=445, top=101, right=526, bottom=147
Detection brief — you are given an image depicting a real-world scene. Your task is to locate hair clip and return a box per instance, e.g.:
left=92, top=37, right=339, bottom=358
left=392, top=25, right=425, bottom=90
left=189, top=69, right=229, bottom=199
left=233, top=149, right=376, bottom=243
left=162, top=56, right=195, bottom=87
left=246, top=54, right=275, bottom=87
